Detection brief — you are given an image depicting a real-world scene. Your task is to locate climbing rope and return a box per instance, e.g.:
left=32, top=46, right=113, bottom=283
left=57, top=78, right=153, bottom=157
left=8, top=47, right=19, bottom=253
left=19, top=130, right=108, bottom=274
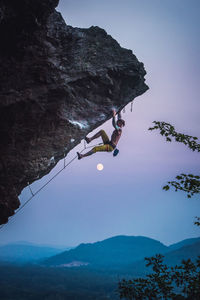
left=0, top=142, right=101, bottom=231
left=0, top=103, right=135, bottom=231
left=27, top=182, right=34, bottom=196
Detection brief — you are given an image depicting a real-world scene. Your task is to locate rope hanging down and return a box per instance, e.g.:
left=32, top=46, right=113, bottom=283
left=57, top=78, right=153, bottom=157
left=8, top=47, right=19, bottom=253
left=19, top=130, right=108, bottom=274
left=122, top=100, right=134, bottom=114
left=0, top=102, right=135, bottom=231
left=0, top=142, right=101, bottom=231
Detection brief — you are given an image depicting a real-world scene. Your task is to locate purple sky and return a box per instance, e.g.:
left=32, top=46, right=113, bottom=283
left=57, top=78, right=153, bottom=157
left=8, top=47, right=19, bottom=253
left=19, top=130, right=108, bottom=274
left=1, top=0, right=200, bottom=247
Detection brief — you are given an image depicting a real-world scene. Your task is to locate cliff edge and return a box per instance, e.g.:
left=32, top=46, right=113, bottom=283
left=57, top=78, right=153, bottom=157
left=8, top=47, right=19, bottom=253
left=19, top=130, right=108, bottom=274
left=0, top=0, right=148, bottom=224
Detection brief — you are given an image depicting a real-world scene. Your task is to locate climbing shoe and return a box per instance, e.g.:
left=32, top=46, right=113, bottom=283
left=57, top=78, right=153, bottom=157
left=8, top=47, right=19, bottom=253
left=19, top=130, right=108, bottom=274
left=85, top=137, right=90, bottom=144
left=77, top=152, right=82, bottom=160
left=113, top=148, right=119, bottom=157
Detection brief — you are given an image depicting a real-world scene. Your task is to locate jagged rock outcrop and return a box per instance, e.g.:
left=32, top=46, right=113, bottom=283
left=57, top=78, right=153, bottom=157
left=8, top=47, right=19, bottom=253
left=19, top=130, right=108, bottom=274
left=0, top=0, right=148, bottom=224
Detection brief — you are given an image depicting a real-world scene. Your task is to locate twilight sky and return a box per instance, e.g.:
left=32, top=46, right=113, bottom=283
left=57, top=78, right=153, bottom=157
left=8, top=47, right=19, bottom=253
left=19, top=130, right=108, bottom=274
left=1, top=0, right=200, bottom=247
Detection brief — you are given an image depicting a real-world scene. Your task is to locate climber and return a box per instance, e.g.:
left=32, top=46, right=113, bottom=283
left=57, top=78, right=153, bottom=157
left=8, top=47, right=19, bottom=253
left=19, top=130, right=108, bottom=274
left=77, top=109, right=125, bottom=159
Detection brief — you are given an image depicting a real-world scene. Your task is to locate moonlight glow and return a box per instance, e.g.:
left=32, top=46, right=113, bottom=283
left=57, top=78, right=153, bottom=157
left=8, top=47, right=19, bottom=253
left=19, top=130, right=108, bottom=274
left=97, top=163, right=104, bottom=171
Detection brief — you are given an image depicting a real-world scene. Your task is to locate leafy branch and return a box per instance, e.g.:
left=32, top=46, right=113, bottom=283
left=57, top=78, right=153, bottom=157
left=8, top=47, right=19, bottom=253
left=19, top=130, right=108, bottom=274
left=194, top=217, right=200, bottom=227
left=149, top=121, right=200, bottom=198
left=149, top=121, right=200, bottom=152
left=163, top=174, right=200, bottom=198
left=119, top=254, right=200, bottom=300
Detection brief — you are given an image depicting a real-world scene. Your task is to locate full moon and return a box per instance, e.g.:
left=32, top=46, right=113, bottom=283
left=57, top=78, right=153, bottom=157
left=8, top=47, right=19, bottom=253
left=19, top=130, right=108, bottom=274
left=97, top=163, right=104, bottom=171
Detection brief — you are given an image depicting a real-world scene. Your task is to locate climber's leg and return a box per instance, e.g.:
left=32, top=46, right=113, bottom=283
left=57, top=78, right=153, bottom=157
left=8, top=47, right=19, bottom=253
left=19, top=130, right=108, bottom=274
left=77, top=144, right=113, bottom=160
left=85, top=130, right=109, bottom=144
left=77, top=150, right=94, bottom=160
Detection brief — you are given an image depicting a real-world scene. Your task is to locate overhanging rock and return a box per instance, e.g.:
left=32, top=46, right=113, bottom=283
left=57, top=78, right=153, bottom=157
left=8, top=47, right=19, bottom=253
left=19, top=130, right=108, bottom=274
left=0, top=0, right=148, bottom=224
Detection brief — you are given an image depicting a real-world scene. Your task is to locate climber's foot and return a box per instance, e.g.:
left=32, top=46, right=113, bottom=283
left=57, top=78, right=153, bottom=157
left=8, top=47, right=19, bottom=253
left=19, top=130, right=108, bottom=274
left=85, top=137, right=91, bottom=144
left=77, top=152, right=83, bottom=160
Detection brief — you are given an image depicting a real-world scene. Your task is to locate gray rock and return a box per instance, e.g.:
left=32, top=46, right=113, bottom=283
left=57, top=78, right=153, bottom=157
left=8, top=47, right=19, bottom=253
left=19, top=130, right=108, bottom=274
left=0, top=0, right=148, bottom=224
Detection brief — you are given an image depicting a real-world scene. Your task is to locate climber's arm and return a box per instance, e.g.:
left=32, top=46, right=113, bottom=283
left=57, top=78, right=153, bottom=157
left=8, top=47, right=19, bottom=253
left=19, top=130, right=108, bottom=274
left=117, top=111, right=122, bottom=120
left=112, top=109, right=121, bottom=130
left=112, top=109, right=117, bottom=129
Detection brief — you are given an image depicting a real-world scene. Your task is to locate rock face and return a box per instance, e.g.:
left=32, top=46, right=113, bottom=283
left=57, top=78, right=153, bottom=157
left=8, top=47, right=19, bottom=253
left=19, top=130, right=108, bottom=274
left=0, top=0, right=148, bottom=224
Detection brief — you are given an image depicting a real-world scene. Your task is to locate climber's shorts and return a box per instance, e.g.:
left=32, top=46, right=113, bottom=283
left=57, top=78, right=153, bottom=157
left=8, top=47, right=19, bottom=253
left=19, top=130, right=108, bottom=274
left=93, top=144, right=113, bottom=153
left=92, top=130, right=114, bottom=152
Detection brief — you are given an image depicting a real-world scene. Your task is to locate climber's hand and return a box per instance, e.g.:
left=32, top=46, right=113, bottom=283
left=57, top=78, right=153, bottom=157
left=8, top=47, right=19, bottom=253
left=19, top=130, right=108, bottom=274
left=112, top=109, right=116, bottom=117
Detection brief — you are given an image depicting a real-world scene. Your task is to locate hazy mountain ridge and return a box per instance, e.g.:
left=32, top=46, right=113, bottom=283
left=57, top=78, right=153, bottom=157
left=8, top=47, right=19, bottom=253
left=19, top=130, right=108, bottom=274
left=164, top=240, right=200, bottom=265
left=0, top=236, right=199, bottom=300
left=0, top=242, right=69, bottom=263
left=168, top=237, right=200, bottom=251
left=42, top=235, right=200, bottom=268
left=1, top=236, right=199, bottom=267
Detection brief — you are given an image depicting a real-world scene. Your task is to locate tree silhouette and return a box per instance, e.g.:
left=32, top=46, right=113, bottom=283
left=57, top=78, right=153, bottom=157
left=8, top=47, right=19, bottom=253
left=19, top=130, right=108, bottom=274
left=149, top=121, right=200, bottom=198
left=119, top=254, right=200, bottom=300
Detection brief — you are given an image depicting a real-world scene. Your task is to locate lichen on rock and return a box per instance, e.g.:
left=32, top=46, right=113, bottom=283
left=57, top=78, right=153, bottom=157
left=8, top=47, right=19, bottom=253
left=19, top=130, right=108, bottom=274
left=0, top=0, right=148, bottom=224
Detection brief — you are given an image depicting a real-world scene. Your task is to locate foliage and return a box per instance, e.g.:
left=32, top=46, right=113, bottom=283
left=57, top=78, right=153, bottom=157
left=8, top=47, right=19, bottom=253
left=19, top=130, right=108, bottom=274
left=163, top=174, right=200, bottom=198
left=194, top=217, right=200, bottom=227
left=148, top=121, right=200, bottom=152
left=118, top=254, right=200, bottom=300
left=149, top=121, right=200, bottom=198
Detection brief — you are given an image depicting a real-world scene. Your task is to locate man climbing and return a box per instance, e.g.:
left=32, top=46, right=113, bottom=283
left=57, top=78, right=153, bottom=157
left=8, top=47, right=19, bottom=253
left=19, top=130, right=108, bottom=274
left=77, top=109, right=125, bottom=159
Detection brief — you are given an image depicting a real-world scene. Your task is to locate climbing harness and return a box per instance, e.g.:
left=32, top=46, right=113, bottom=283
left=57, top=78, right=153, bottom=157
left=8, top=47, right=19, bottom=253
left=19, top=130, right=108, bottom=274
left=0, top=142, right=101, bottom=230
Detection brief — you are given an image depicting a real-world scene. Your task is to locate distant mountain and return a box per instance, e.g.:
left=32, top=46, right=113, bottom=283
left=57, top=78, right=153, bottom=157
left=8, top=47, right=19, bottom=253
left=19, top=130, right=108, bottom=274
left=164, top=241, right=200, bottom=265
left=169, top=237, right=200, bottom=251
left=2, top=240, right=70, bottom=249
left=121, top=240, right=200, bottom=277
left=43, top=235, right=169, bottom=267
left=2, top=236, right=199, bottom=270
left=0, top=235, right=199, bottom=300
left=0, top=242, right=68, bottom=263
